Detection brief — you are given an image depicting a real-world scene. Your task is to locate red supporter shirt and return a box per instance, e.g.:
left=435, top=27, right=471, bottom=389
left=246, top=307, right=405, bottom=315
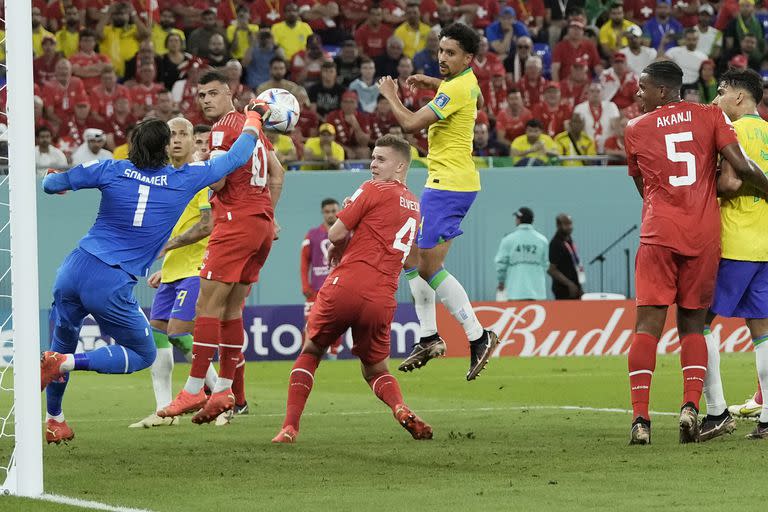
left=291, top=50, right=333, bottom=84
left=496, top=107, right=533, bottom=141
left=625, top=101, right=738, bottom=256
left=483, top=82, right=509, bottom=117
left=42, top=77, right=87, bottom=121
left=507, top=0, right=545, bottom=22
left=531, top=102, right=572, bottom=137
left=517, top=76, right=547, bottom=108
left=625, top=0, right=656, bottom=23
left=59, top=114, right=108, bottom=151
left=34, top=55, right=60, bottom=87
left=69, top=52, right=112, bottom=90
left=468, top=0, right=498, bottom=29
left=339, top=0, right=372, bottom=30
left=331, top=179, right=420, bottom=302
left=209, top=111, right=275, bottom=219
left=553, top=40, right=600, bottom=81
left=471, top=53, right=501, bottom=95
left=419, top=0, right=454, bottom=24
left=298, top=0, right=338, bottom=31
left=367, top=112, right=397, bottom=140
left=326, top=109, right=371, bottom=146
left=130, top=83, right=164, bottom=109
left=559, top=79, right=589, bottom=108
left=249, top=0, right=285, bottom=26
left=295, top=108, right=320, bottom=139
left=91, top=84, right=130, bottom=119
left=105, top=113, right=138, bottom=147
left=354, top=23, right=394, bottom=58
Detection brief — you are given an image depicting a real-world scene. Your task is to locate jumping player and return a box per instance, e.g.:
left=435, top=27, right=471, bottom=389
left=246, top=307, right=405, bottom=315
left=624, top=61, right=768, bottom=445
left=158, top=71, right=285, bottom=424
left=272, top=135, right=432, bottom=443
left=378, top=22, right=499, bottom=381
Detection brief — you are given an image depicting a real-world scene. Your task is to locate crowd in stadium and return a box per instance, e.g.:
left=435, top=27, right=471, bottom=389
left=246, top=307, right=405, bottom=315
left=12, top=0, right=768, bottom=171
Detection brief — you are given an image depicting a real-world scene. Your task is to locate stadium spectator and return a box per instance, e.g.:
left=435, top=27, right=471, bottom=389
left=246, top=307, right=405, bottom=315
left=294, top=88, right=320, bottom=141
left=532, top=82, right=572, bottom=137
left=622, top=94, right=644, bottom=119
left=152, top=9, right=186, bottom=56
left=413, top=30, right=440, bottom=77
left=620, top=24, right=657, bottom=75
left=546, top=0, right=575, bottom=46
left=573, top=82, right=620, bottom=150
left=737, top=33, right=763, bottom=69
left=334, top=40, right=362, bottom=86
left=696, top=59, right=718, bottom=103
left=32, top=5, right=55, bottom=58
left=472, top=37, right=502, bottom=97
left=56, top=4, right=82, bottom=58
left=291, top=34, right=332, bottom=89
left=70, top=128, right=112, bottom=166
left=90, top=66, right=129, bottom=121
left=681, top=84, right=700, bottom=102
left=123, top=39, right=161, bottom=84
left=308, top=61, right=345, bottom=118
left=249, top=0, right=286, bottom=26
left=144, top=90, right=177, bottom=122
left=233, top=88, right=256, bottom=112
left=510, top=119, right=558, bottom=166
left=496, top=88, right=533, bottom=145
left=349, top=58, right=379, bottom=113
left=111, top=123, right=134, bottom=160
left=326, top=90, right=371, bottom=159
left=59, top=95, right=108, bottom=154
left=505, top=35, right=533, bottom=83
left=599, top=53, right=639, bottom=110
left=393, top=56, right=417, bottom=109
left=224, top=58, right=246, bottom=96
left=42, top=59, right=86, bottom=133
left=559, top=56, right=591, bottom=108
left=642, top=0, right=683, bottom=50
left=517, top=56, right=546, bottom=109
left=255, top=57, right=301, bottom=96
left=695, top=4, right=722, bottom=59
left=387, top=125, right=421, bottom=159
left=244, top=28, right=283, bottom=89
left=485, top=7, right=528, bottom=60
left=729, top=53, right=749, bottom=70
left=157, top=33, right=191, bottom=90
left=302, top=123, right=345, bottom=170
left=473, top=122, right=510, bottom=157
left=495, top=207, right=548, bottom=301
left=227, top=5, right=260, bottom=60
left=270, top=3, right=313, bottom=61
left=484, top=64, right=510, bottom=120
left=188, top=7, right=227, bottom=58
left=552, top=20, right=601, bottom=81
left=465, top=0, right=500, bottom=29
left=430, top=3, right=456, bottom=31
left=507, top=0, right=545, bottom=40
left=35, top=126, right=68, bottom=174
left=265, top=129, right=299, bottom=164
left=95, top=2, right=149, bottom=78
left=393, top=1, right=432, bottom=59
left=625, top=0, right=656, bottom=25
left=130, top=63, right=164, bottom=119
left=367, top=94, right=398, bottom=142
left=354, top=5, right=393, bottom=59
left=661, top=27, right=708, bottom=85
left=374, top=36, right=405, bottom=79
left=599, top=3, right=637, bottom=55
left=548, top=213, right=583, bottom=299
left=553, top=113, right=597, bottom=167
left=203, top=34, right=230, bottom=68
left=724, top=0, right=764, bottom=58
left=70, top=30, right=111, bottom=91
left=299, top=0, right=345, bottom=46
left=603, top=116, right=628, bottom=163
left=34, top=35, right=61, bottom=87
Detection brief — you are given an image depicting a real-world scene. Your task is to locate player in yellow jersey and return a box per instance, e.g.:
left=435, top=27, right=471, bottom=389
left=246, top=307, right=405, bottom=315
left=378, top=23, right=499, bottom=381
left=699, top=69, right=768, bottom=441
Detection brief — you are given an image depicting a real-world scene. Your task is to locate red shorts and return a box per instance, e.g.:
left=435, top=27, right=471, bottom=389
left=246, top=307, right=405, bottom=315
left=200, top=215, right=273, bottom=284
left=635, top=243, right=720, bottom=309
left=307, top=282, right=395, bottom=365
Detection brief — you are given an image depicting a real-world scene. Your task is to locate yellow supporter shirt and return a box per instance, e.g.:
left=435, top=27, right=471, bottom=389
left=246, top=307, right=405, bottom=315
left=720, top=114, right=768, bottom=261
left=0, top=30, right=5, bottom=63
left=425, top=68, right=481, bottom=192
left=161, top=188, right=211, bottom=283
left=301, top=137, right=345, bottom=170
left=100, top=24, right=140, bottom=77
left=33, top=27, right=55, bottom=57
left=151, top=25, right=186, bottom=56
left=598, top=20, right=636, bottom=52
left=510, top=134, right=558, bottom=165
left=273, top=133, right=297, bottom=159
left=393, top=22, right=432, bottom=58
left=553, top=130, right=597, bottom=167
left=271, top=21, right=313, bottom=60
left=56, top=29, right=80, bottom=58
left=227, top=23, right=260, bottom=60
left=113, top=144, right=129, bottom=160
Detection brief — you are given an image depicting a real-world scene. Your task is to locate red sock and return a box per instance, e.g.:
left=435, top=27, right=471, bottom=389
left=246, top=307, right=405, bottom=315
left=680, top=334, right=707, bottom=409
left=367, top=372, right=404, bottom=412
left=284, top=353, right=320, bottom=429
left=756, top=378, right=763, bottom=405
left=628, top=332, right=658, bottom=421
left=233, top=353, right=246, bottom=405
left=191, top=317, right=219, bottom=379
left=218, top=318, right=243, bottom=381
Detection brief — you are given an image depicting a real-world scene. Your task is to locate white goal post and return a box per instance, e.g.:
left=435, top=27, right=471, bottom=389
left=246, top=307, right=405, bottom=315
left=0, top=0, right=44, bottom=498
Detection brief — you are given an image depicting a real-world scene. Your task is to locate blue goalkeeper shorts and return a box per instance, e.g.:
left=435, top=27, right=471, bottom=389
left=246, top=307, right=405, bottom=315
left=417, top=188, right=477, bottom=249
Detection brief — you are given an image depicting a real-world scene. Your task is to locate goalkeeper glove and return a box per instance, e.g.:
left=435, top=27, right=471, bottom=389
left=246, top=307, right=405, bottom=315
left=243, top=99, right=271, bottom=134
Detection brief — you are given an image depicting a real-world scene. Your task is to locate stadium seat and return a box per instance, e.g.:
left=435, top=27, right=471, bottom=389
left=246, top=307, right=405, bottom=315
left=533, top=43, right=552, bottom=79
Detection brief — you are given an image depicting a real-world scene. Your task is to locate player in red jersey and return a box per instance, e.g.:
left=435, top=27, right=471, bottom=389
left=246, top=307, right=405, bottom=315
left=272, top=135, right=432, bottom=443
left=625, top=61, right=768, bottom=445
left=158, top=70, right=285, bottom=424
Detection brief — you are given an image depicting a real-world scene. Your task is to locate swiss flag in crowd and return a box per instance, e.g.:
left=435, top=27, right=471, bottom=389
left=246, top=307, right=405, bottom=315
left=145, top=0, right=160, bottom=23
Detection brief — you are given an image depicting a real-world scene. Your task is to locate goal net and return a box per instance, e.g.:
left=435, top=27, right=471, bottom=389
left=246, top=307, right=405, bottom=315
left=0, top=0, right=45, bottom=498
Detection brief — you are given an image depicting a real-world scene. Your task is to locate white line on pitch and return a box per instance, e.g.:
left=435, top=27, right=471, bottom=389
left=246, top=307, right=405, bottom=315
left=40, top=493, right=156, bottom=512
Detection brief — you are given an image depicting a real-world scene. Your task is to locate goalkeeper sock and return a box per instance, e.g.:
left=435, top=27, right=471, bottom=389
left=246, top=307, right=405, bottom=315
left=703, top=326, right=726, bottom=416
left=367, top=372, right=404, bottom=413
left=233, top=353, right=246, bottom=405
left=628, top=332, right=657, bottom=421
left=405, top=267, right=438, bottom=339
left=680, top=334, right=707, bottom=410
left=46, top=324, right=80, bottom=417
left=185, top=317, right=218, bottom=394
left=429, top=269, right=484, bottom=342
left=213, top=318, right=243, bottom=392
left=754, top=335, right=768, bottom=423
left=284, top=353, right=320, bottom=429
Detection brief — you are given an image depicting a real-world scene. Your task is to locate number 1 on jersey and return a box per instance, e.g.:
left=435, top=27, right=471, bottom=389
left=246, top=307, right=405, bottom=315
left=665, top=132, right=696, bottom=187
left=133, top=184, right=150, bottom=227
left=393, top=217, right=417, bottom=263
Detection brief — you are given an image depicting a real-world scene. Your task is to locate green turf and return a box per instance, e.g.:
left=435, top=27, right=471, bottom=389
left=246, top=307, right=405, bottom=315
left=1, top=354, right=765, bottom=512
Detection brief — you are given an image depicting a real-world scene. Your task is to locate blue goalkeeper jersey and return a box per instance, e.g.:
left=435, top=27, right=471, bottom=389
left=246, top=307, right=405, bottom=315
left=43, top=132, right=257, bottom=277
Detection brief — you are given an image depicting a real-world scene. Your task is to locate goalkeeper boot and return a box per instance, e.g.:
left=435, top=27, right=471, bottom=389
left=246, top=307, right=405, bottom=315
left=746, top=422, right=768, bottom=440
left=156, top=389, right=208, bottom=418
left=272, top=425, right=298, bottom=443
left=728, top=393, right=762, bottom=418
left=679, top=403, right=700, bottom=444
left=629, top=417, right=651, bottom=445
left=699, top=412, right=736, bottom=442
left=394, top=404, right=433, bottom=440
left=192, top=390, right=235, bottom=424
left=398, top=334, right=447, bottom=372
left=40, top=351, right=67, bottom=391
left=45, top=418, right=74, bottom=445
left=466, top=330, right=500, bottom=381
left=129, top=413, right=179, bottom=428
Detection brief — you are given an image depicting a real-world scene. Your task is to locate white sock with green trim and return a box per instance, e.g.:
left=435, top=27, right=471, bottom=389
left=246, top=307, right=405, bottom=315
left=429, top=269, right=484, bottom=342
left=703, top=325, right=726, bottom=416
left=404, top=267, right=437, bottom=339
left=754, top=334, right=768, bottom=423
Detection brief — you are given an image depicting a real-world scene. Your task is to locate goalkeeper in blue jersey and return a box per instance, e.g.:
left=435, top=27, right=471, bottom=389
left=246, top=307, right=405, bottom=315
left=39, top=102, right=269, bottom=444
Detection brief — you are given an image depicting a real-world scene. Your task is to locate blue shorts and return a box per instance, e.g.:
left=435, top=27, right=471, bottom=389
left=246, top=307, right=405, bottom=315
left=711, top=259, right=768, bottom=318
left=50, top=248, right=152, bottom=356
left=149, top=276, right=200, bottom=322
left=417, top=188, right=477, bottom=249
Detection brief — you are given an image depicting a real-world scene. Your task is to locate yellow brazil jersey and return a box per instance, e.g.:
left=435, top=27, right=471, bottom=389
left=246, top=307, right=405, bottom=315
left=271, top=21, right=313, bottom=60
left=598, top=20, right=636, bottom=52
left=426, top=68, right=481, bottom=192
left=301, top=137, right=345, bottom=170
left=151, top=25, right=186, bottom=56
left=553, top=130, right=597, bottom=167
left=720, top=114, right=768, bottom=261
left=100, top=25, right=140, bottom=77
left=161, top=188, right=211, bottom=283
left=510, top=134, right=558, bottom=165
left=393, top=22, right=432, bottom=58
left=227, top=23, right=260, bottom=60
left=56, top=29, right=80, bottom=58
left=33, top=27, right=55, bottom=57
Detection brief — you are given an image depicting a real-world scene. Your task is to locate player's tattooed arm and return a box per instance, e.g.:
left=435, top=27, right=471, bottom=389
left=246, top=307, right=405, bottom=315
left=157, top=208, right=214, bottom=258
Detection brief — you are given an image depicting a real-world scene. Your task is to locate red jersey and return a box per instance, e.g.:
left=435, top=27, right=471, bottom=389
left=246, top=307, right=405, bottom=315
left=248, top=0, right=285, bottom=26
left=34, top=55, right=61, bottom=87
left=130, top=83, right=164, bottom=110
left=59, top=114, right=108, bottom=150
left=552, top=40, right=600, bottom=81
left=516, top=76, right=547, bottom=108
left=625, top=0, right=656, bottom=23
left=559, top=78, right=589, bottom=108
left=90, top=84, right=131, bottom=119
left=471, top=53, right=501, bottom=95
left=330, top=179, right=420, bottom=302
left=495, top=107, right=533, bottom=142
left=69, top=51, right=112, bottom=90
left=325, top=109, right=371, bottom=146
left=354, top=23, right=394, bottom=58
left=209, top=110, right=275, bottom=218
left=625, top=101, right=738, bottom=256
left=42, top=77, right=87, bottom=121
left=105, top=113, right=138, bottom=147
left=367, top=111, right=398, bottom=141
left=531, top=102, right=572, bottom=137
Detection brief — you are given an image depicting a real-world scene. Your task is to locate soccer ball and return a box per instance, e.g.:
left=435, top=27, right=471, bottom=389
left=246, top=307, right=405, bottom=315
left=256, top=88, right=301, bottom=133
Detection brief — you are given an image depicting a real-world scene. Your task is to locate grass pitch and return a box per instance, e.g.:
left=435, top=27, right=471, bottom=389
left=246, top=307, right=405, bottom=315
left=2, top=353, right=766, bottom=511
